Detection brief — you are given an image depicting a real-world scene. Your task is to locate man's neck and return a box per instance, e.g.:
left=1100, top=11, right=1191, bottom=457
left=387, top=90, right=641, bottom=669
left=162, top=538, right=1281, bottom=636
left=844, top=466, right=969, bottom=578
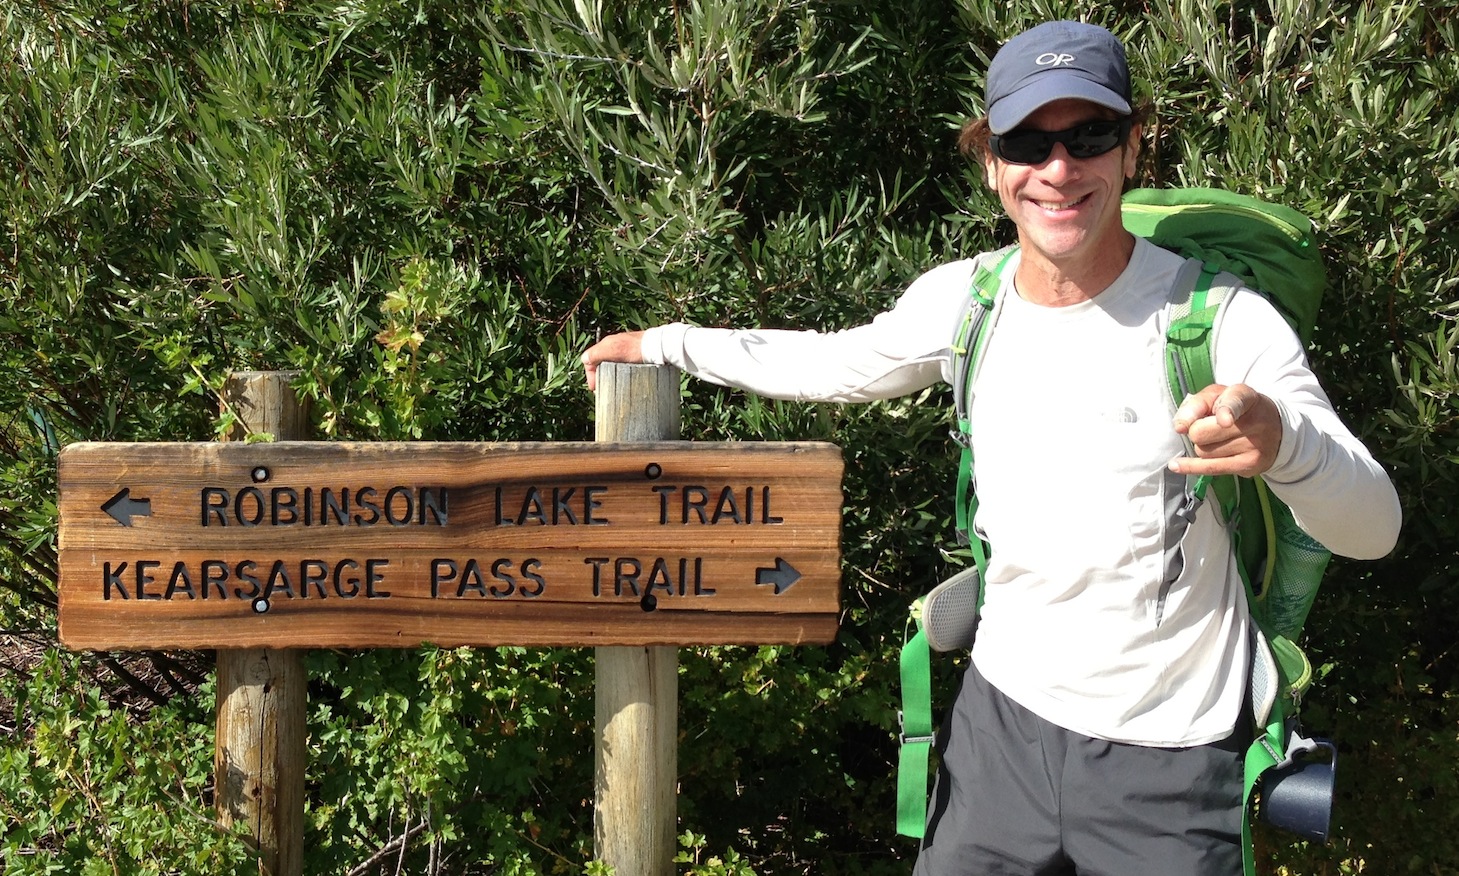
left=1014, top=231, right=1138, bottom=307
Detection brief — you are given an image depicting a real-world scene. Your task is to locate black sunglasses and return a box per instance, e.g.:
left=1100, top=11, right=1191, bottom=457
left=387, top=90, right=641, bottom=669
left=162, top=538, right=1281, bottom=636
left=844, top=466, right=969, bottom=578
left=989, top=118, right=1133, bottom=165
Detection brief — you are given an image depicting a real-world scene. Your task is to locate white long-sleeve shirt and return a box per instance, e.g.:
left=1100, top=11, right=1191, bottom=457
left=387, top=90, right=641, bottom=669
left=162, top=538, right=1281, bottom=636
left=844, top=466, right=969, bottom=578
left=640, top=237, right=1401, bottom=745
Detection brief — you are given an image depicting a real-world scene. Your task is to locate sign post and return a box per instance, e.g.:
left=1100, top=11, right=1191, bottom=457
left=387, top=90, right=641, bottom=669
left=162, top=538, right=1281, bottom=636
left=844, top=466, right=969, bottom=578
left=592, top=362, right=680, bottom=876
left=215, top=371, right=308, bottom=876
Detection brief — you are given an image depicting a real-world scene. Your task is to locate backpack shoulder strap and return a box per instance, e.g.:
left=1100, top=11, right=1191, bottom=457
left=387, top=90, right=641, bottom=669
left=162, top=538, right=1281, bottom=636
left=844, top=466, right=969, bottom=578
left=1164, top=257, right=1243, bottom=513
left=1165, top=257, right=1225, bottom=405
left=952, top=245, right=1017, bottom=551
left=951, top=246, right=1017, bottom=425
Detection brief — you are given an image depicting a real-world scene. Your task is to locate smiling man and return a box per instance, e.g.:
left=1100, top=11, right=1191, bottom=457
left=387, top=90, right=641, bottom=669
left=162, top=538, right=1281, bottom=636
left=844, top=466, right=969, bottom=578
left=581, top=20, right=1400, bottom=876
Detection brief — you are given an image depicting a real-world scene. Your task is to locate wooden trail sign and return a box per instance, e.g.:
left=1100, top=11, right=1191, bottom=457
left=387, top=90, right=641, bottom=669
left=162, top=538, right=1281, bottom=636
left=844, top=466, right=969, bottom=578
left=58, top=440, right=844, bottom=650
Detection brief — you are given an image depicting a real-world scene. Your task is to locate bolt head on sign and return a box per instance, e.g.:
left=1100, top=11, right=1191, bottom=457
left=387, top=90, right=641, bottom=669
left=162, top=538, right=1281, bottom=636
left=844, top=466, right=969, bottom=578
left=57, top=441, right=843, bottom=650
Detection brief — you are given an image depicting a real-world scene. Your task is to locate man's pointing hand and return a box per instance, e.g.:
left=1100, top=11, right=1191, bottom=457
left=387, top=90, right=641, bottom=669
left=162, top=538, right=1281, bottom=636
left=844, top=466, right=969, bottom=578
left=1169, top=383, right=1282, bottom=477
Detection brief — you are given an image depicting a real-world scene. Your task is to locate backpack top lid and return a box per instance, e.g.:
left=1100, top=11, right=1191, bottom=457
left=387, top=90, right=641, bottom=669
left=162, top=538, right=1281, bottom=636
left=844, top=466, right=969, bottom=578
left=1121, top=187, right=1326, bottom=345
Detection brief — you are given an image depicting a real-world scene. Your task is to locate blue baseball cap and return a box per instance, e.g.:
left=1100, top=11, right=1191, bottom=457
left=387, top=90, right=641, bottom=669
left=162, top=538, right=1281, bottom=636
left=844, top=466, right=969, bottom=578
left=985, top=21, right=1132, bottom=134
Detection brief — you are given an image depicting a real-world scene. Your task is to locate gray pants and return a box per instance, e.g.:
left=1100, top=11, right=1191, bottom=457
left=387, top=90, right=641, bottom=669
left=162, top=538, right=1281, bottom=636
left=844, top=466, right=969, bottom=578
left=914, top=663, right=1246, bottom=876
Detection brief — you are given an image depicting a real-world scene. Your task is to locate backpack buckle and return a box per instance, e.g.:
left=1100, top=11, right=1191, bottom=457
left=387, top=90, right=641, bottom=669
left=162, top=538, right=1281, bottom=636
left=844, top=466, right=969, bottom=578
left=1176, top=487, right=1203, bottom=523
left=897, top=710, right=935, bottom=746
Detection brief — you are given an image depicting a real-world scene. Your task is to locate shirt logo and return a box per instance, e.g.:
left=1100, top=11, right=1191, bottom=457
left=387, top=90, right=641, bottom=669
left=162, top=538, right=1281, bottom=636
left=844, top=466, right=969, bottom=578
left=1097, top=407, right=1139, bottom=425
left=1036, top=52, right=1076, bottom=67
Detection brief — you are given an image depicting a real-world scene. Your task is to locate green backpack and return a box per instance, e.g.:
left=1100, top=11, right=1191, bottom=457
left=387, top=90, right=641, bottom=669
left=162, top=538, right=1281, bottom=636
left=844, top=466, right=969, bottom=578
left=896, top=188, right=1333, bottom=874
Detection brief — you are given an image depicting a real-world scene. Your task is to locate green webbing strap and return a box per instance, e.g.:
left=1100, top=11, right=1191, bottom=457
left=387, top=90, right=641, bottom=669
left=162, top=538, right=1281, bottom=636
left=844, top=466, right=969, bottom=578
left=897, top=626, right=933, bottom=838
left=953, top=438, right=975, bottom=543
left=1242, top=699, right=1288, bottom=876
left=1253, top=476, right=1279, bottom=602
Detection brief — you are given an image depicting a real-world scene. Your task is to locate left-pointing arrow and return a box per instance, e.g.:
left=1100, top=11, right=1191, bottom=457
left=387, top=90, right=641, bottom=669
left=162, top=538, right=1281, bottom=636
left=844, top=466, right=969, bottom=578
left=101, top=488, right=152, bottom=527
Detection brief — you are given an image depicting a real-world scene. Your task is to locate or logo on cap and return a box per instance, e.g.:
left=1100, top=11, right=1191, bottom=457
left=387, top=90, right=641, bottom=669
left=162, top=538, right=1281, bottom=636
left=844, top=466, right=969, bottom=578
left=1036, top=53, right=1076, bottom=67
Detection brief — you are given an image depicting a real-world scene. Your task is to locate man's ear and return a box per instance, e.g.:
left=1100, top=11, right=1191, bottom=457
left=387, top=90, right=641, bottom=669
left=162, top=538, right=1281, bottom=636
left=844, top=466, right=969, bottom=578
left=983, top=148, right=998, bottom=189
left=1123, top=123, right=1143, bottom=180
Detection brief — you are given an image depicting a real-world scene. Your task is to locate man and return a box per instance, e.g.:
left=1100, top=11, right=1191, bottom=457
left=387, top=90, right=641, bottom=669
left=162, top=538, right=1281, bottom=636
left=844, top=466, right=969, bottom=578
left=581, top=20, right=1401, bottom=876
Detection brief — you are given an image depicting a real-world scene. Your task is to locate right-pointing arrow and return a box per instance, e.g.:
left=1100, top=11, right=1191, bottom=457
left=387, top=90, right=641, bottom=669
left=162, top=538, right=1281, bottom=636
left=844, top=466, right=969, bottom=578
left=755, top=558, right=801, bottom=595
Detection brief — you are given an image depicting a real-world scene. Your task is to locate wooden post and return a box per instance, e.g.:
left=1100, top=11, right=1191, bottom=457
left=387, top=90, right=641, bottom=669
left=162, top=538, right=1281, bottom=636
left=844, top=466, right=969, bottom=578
left=215, top=371, right=307, bottom=876
left=593, top=363, right=680, bottom=876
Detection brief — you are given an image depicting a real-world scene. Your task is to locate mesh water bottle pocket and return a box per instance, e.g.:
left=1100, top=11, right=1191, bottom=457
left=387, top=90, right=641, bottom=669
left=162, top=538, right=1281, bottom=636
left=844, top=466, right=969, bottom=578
left=1265, top=503, right=1332, bottom=641
left=923, top=566, right=982, bottom=653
